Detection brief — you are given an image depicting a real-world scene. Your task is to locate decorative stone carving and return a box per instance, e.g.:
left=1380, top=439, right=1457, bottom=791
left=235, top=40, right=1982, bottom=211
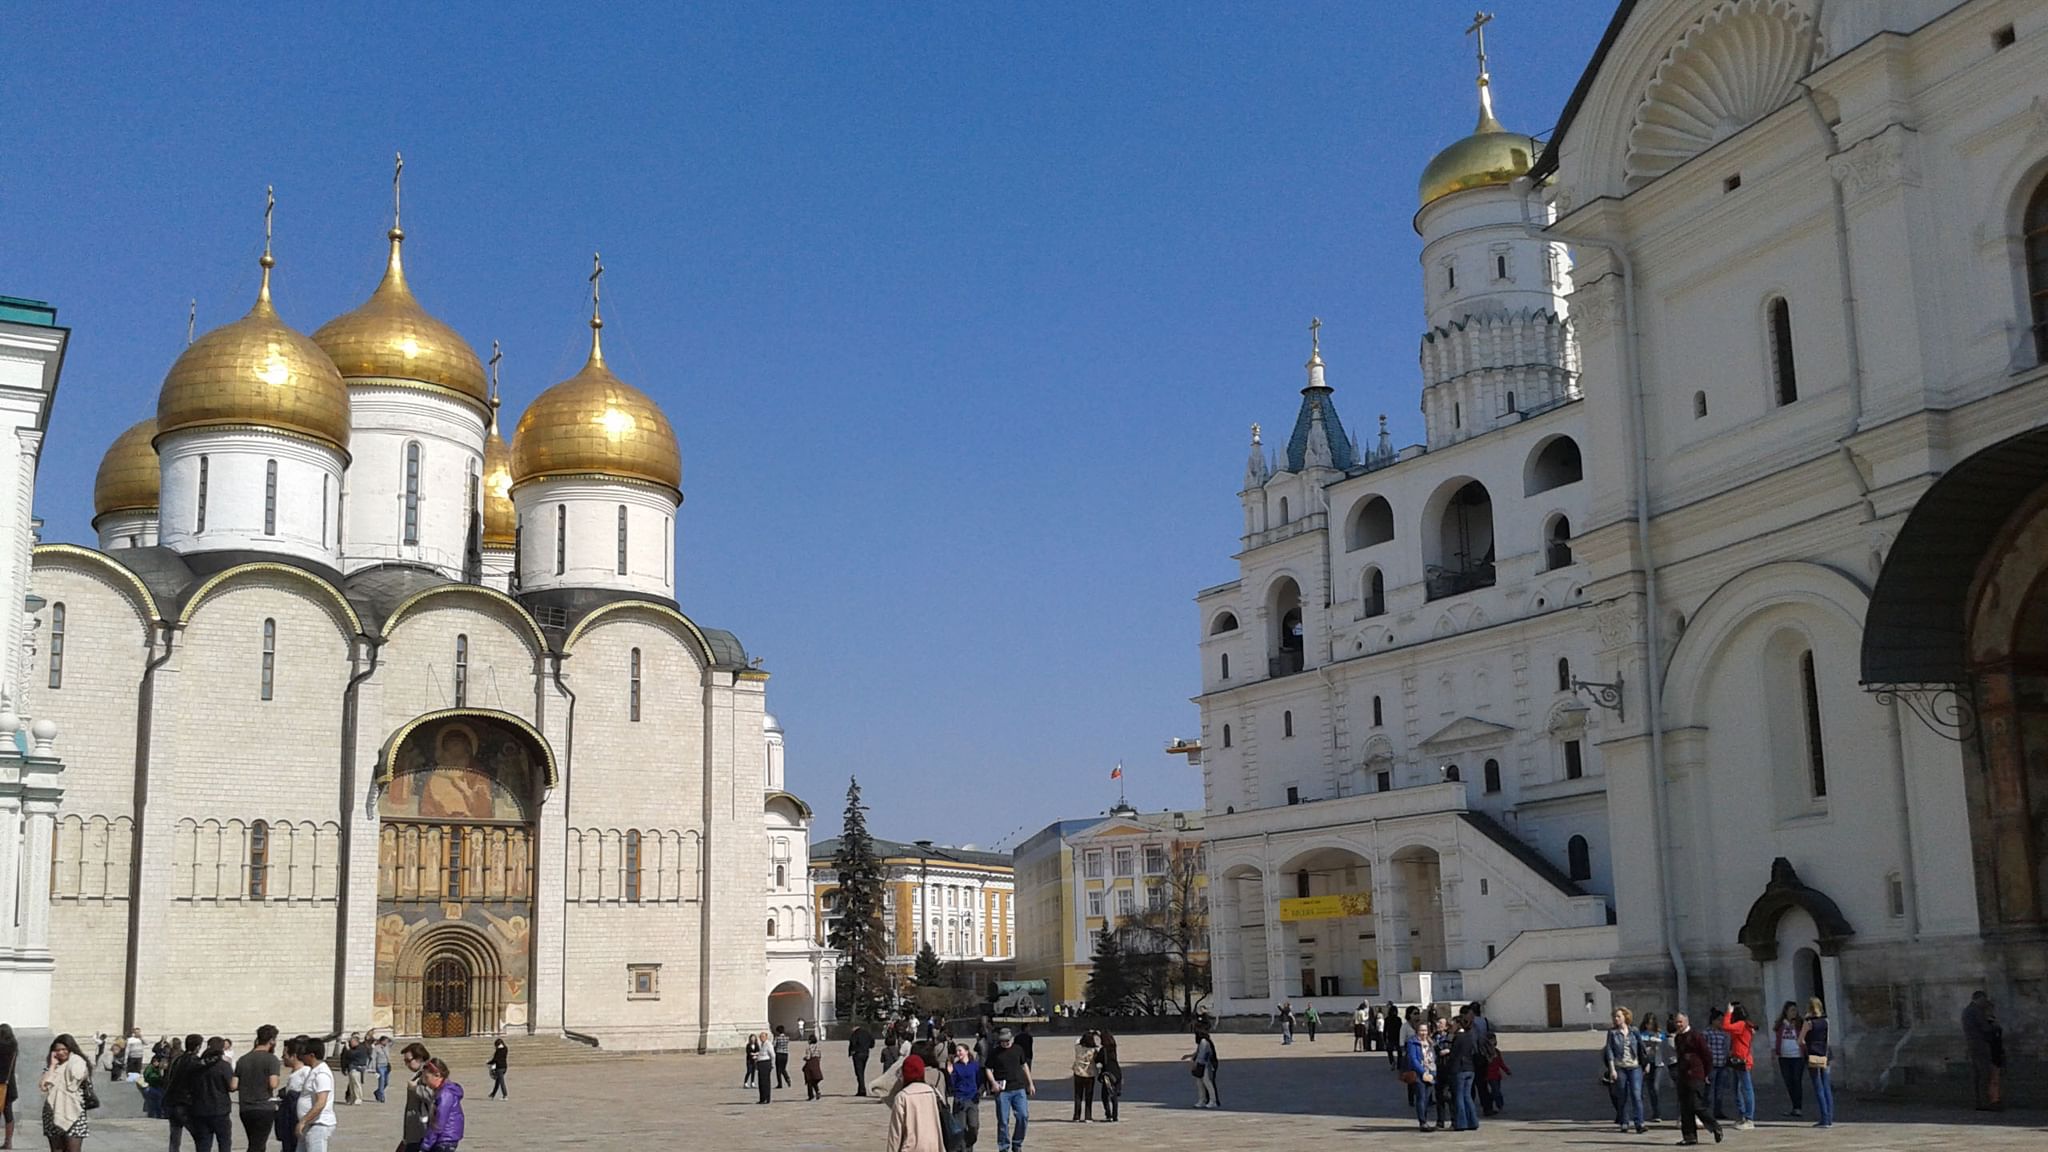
left=1829, top=125, right=1920, bottom=206
left=1596, top=604, right=1637, bottom=652
left=1625, top=0, right=1821, bottom=189
left=1569, top=278, right=1622, bottom=342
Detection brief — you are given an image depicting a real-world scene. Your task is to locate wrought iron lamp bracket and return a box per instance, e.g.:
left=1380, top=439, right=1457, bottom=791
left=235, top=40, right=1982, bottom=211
left=1570, top=674, right=1625, bottom=721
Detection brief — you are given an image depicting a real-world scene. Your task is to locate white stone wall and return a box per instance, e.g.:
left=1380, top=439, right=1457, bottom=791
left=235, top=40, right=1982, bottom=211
left=374, top=594, right=541, bottom=719
left=157, top=428, right=345, bottom=569
left=339, top=385, right=487, bottom=578
left=512, top=477, right=678, bottom=598
left=95, top=510, right=158, bottom=552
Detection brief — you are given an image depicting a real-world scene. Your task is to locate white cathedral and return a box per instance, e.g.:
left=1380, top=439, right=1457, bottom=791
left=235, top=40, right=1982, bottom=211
left=15, top=194, right=824, bottom=1049
left=1199, top=0, right=2048, bottom=1086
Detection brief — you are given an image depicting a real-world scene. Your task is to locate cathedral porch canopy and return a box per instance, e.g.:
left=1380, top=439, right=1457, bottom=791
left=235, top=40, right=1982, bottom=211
left=1737, top=857, right=1854, bottom=962
left=1862, top=425, right=2048, bottom=688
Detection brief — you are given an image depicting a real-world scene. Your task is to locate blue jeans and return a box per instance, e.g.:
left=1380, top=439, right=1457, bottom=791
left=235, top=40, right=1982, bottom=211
left=1732, top=1065, right=1755, bottom=1121
left=995, top=1088, right=1029, bottom=1151
left=1710, top=1067, right=1729, bottom=1116
left=1453, top=1071, right=1479, bottom=1130
left=1617, top=1066, right=1645, bottom=1129
left=1808, top=1066, right=1834, bottom=1126
left=1414, top=1079, right=1433, bottom=1127
left=375, top=1065, right=390, bottom=1102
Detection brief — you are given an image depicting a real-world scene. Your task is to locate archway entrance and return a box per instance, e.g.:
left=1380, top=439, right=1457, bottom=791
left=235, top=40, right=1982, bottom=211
left=1275, top=847, right=1376, bottom=999
left=1390, top=846, right=1446, bottom=973
left=769, top=981, right=814, bottom=1036
left=374, top=710, right=554, bottom=1035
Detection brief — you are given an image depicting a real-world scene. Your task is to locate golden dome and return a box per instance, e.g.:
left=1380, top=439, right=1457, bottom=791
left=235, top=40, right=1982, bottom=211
left=157, top=254, right=352, bottom=454
left=482, top=396, right=517, bottom=547
left=312, top=229, right=490, bottom=414
left=1418, top=79, right=1535, bottom=209
left=510, top=314, right=681, bottom=496
left=92, top=417, right=159, bottom=523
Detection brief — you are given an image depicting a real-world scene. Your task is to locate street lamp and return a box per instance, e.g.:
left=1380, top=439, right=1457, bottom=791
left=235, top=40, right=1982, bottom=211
left=914, top=839, right=934, bottom=954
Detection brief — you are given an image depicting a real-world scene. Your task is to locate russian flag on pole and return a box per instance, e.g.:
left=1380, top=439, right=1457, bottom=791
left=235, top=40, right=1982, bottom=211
left=1110, top=763, right=1123, bottom=780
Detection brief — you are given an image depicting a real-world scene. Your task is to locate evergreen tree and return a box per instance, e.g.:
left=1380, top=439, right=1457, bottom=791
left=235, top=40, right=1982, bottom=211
left=1084, top=928, right=1135, bottom=1016
left=914, top=941, right=945, bottom=988
left=828, top=777, right=889, bottom=1021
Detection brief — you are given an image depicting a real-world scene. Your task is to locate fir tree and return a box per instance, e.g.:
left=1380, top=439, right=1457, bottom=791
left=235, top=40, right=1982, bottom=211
left=1085, top=928, right=1135, bottom=1016
left=829, top=776, right=889, bottom=1021
left=914, top=941, right=945, bottom=988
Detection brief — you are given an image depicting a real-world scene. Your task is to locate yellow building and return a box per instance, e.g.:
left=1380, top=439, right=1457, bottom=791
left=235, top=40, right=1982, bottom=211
left=811, top=836, right=1015, bottom=994
left=1013, top=806, right=1209, bottom=1011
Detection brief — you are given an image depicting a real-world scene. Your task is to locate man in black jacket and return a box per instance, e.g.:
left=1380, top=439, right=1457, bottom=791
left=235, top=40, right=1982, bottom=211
left=1671, top=1014, right=1724, bottom=1146
left=848, top=1025, right=875, bottom=1098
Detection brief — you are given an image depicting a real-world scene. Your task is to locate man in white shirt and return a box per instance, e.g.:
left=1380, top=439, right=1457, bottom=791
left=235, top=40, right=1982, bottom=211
left=293, top=1039, right=338, bottom=1152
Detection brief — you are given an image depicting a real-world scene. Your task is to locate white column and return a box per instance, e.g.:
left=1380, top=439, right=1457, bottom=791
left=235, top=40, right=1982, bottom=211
left=20, top=799, right=55, bottom=950
left=0, top=799, right=21, bottom=951
left=2, top=430, right=43, bottom=710
left=1262, top=863, right=1289, bottom=1003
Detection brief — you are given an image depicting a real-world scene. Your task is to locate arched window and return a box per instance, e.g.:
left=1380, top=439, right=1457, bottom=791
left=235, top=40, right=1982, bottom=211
left=260, top=619, right=276, bottom=701
left=1567, top=835, right=1591, bottom=882
left=625, top=830, right=643, bottom=902
left=1221, top=724, right=1232, bottom=749
left=1348, top=496, right=1394, bottom=550
left=555, top=505, right=567, bottom=575
left=1454, top=402, right=1462, bottom=428
left=1525, top=436, right=1584, bottom=495
left=1495, top=253, right=1508, bottom=279
left=264, top=459, right=278, bottom=536
left=321, top=474, right=329, bottom=546
left=1483, top=758, right=1501, bottom=794
left=1427, top=479, right=1495, bottom=599
left=1283, top=710, right=1294, bottom=738
left=1278, top=496, right=1290, bottom=525
left=1220, top=652, right=1230, bottom=680
left=403, top=441, right=422, bottom=545
left=767, top=917, right=778, bottom=938
left=1211, top=612, right=1239, bottom=635
left=1557, top=657, right=1571, bottom=693
left=616, top=505, right=629, bottom=575
left=453, top=634, right=469, bottom=707
left=47, top=602, right=64, bottom=690
left=1443, top=763, right=1461, bottom=782
left=1564, top=738, right=1585, bottom=780
left=1505, top=391, right=1517, bottom=413
left=249, top=820, right=270, bottom=898
left=1800, top=650, right=1828, bottom=798
left=629, top=648, right=642, bottom=722
left=775, top=863, right=787, bottom=888
left=2028, top=176, right=2048, bottom=360
left=1545, top=514, right=1573, bottom=571
left=1363, top=567, right=1386, bottom=617
left=1768, top=297, right=1798, bottom=406
left=1693, top=391, right=1708, bottom=419
left=196, top=455, right=209, bottom=532
left=1372, top=695, right=1384, bottom=727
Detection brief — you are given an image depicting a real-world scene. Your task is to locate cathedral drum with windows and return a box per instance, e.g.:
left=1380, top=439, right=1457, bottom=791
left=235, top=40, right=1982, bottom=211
left=31, top=201, right=771, bottom=1050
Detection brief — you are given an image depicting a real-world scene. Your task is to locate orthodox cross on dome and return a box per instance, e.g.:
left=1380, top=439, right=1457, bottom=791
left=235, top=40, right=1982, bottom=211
left=488, top=339, right=503, bottom=430
left=186, top=298, right=196, bottom=346
left=258, top=185, right=276, bottom=302
left=393, top=151, right=404, bottom=233
left=1309, top=315, right=1322, bottom=355
left=1251, top=421, right=1262, bottom=445
left=1467, top=11, right=1501, bottom=129
left=589, top=251, right=605, bottom=327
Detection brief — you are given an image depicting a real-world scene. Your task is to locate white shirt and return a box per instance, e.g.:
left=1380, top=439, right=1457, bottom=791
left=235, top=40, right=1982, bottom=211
left=292, top=1064, right=337, bottom=1128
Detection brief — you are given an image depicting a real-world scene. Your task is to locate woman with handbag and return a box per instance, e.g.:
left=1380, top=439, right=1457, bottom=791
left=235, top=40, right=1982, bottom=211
left=1095, top=1033, right=1121, bottom=1123
left=1068, top=1032, right=1099, bottom=1123
left=38, top=1034, right=90, bottom=1152
left=1799, top=998, right=1833, bottom=1128
left=1401, top=1015, right=1436, bottom=1132
left=1603, top=1007, right=1646, bottom=1134
left=885, top=1056, right=946, bottom=1152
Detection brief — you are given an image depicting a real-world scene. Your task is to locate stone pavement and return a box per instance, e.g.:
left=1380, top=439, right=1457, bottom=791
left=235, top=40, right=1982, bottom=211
left=75, top=1031, right=2041, bottom=1150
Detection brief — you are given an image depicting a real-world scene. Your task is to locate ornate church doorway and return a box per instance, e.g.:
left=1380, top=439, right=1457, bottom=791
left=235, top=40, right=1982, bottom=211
left=373, top=710, right=556, bottom=1036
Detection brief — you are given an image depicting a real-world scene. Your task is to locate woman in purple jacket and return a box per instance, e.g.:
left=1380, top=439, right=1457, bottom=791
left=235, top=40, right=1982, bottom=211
left=419, top=1059, right=465, bottom=1152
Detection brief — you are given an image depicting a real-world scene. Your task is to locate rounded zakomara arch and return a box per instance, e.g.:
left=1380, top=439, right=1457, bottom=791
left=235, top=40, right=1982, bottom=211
left=562, top=598, right=716, bottom=667
left=394, top=919, right=507, bottom=1034
left=1524, top=434, right=1583, bottom=496
left=177, top=561, right=363, bottom=639
left=1660, top=560, right=1870, bottom=729
left=381, top=583, right=548, bottom=653
left=377, top=706, right=560, bottom=791
left=32, top=543, right=161, bottom=628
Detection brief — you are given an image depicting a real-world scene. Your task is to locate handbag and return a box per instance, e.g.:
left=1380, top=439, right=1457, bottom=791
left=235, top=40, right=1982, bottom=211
left=1400, top=1069, right=1419, bottom=1086
left=1806, top=1054, right=1828, bottom=1069
left=81, top=1076, right=100, bottom=1112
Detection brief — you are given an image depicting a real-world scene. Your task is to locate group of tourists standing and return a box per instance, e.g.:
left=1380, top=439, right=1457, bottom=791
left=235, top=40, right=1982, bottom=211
left=870, top=1024, right=1035, bottom=1152
left=1601, top=999, right=1834, bottom=1144
left=1390, top=1002, right=1506, bottom=1132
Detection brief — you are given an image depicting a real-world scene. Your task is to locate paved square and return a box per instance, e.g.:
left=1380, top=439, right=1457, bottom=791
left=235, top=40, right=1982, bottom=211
left=78, top=1032, right=2039, bottom=1150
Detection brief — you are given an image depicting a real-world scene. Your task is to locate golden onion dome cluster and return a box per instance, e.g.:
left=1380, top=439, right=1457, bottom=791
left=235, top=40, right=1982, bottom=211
left=92, top=417, right=160, bottom=523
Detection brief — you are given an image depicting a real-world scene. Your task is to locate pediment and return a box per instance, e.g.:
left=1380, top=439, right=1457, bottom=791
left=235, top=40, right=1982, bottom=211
left=1419, top=716, right=1515, bottom=754
left=1081, top=823, right=1154, bottom=840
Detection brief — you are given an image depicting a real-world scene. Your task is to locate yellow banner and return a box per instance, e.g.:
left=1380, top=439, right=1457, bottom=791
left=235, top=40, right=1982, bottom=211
left=1362, top=958, right=1379, bottom=990
left=1277, top=892, right=1372, bottom=921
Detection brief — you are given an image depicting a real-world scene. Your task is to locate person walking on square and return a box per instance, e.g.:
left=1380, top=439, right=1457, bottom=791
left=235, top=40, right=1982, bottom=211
left=288, top=1040, right=335, bottom=1152
left=1604, top=1007, right=1646, bottom=1134
left=38, top=1035, right=90, bottom=1152
left=944, top=1042, right=981, bottom=1147
left=416, top=1061, right=462, bottom=1152
left=773, top=1026, right=792, bottom=1089
left=1800, top=999, right=1834, bottom=1129
left=1355, top=1004, right=1372, bottom=1053
left=1719, top=1003, right=1757, bottom=1129
left=1481, top=1035, right=1510, bottom=1115
left=371, top=1039, right=391, bottom=1105
left=1182, top=1028, right=1219, bottom=1110
left=753, top=1034, right=775, bottom=1105
left=849, top=1024, right=875, bottom=1099
left=398, top=1044, right=433, bottom=1152
left=1278, top=1002, right=1294, bottom=1046
left=1305, top=1005, right=1319, bottom=1043
left=235, top=1025, right=282, bottom=1152
left=1382, top=1002, right=1403, bottom=1069
left=1639, top=1013, right=1668, bottom=1124
left=1670, top=1014, right=1722, bottom=1146
left=1094, top=1033, right=1121, bottom=1123
left=983, top=1028, right=1033, bottom=1152
left=1068, top=1032, right=1098, bottom=1123
left=1962, top=991, right=2002, bottom=1111
left=485, top=1041, right=507, bottom=1101
left=886, top=1056, right=945, bottom=1152
left=1401, top=1016, right=1435, bottom=1132
left=802, top=1039, right=825, bottom=1102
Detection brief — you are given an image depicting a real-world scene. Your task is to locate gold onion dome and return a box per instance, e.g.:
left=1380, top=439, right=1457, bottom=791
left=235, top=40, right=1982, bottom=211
left=92, top=417, right=160, bottom=523
left=1418, top=72, right=1535, bottom=209
left=510, top=270, right=681, bottom=496
left=481, top=390, right=517, bottom=547
left=156, top=234, right=352, bottom=455
left=312, top=227, right=489, bottom=413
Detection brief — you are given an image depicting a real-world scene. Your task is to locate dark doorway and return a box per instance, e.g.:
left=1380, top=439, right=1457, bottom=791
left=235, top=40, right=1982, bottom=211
left=422, top=954, right=472, bottom=1037
left=1544, top=983, right=1563, bottom=1028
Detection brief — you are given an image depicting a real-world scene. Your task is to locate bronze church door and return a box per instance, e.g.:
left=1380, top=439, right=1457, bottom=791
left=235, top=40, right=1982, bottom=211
left=421, top=955, right=471, bottom=1038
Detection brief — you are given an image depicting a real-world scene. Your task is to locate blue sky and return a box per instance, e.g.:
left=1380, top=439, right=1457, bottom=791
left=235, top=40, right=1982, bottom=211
left=4, top=2, right=1610, bottom=848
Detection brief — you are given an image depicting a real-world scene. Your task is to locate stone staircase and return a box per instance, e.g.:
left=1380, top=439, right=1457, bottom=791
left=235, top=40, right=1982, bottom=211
left=399, top=1033, right=614, bottom=1070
